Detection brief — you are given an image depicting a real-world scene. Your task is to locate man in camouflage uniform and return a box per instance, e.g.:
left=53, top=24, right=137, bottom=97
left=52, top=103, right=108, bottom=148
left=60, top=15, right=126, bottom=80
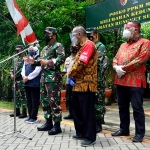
left=86, top=28, right=109, bottom=133
left=10, top=45, right=27, bottom=118
left=29, top=27, right=65, bottom=135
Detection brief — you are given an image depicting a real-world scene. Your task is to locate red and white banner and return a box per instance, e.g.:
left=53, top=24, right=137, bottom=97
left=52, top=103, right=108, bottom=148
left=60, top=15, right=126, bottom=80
left=5, top=0, right=37, bottom=44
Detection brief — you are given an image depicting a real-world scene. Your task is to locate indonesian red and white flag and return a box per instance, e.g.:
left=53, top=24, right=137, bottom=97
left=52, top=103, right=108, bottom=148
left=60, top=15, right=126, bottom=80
left=5, top=0, right=37, bottom=44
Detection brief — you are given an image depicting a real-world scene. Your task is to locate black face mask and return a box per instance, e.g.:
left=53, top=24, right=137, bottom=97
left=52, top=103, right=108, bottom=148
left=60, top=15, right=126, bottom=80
left=16, top=50, right=23, bottom=56
left=87, top=36, right=94, bottom=41
left=45, top=35, right=52, bottom=43
left=70, top=46, right=78, bottom=53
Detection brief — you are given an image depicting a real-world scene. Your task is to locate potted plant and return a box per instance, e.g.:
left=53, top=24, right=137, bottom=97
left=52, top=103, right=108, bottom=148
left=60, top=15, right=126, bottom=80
left=60, top=68, right=67, bottom=111
left=105, top=88, right=112, bottom=98
left=105, top=67, right=114, bottom=105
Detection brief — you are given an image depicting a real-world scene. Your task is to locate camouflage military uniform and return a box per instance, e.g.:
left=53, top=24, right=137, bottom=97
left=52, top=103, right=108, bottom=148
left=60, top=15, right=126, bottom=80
left=10, top=56, right=26, bottom=109
left=95, top=41, right=109, bottom=121
left=40, top=42, right=65, bottom=122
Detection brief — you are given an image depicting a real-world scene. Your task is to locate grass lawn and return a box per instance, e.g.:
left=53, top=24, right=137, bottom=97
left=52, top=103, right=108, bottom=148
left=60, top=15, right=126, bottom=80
left=0, top=100, right=14, bottom=110
left=0, top=100, right=43, bottom=112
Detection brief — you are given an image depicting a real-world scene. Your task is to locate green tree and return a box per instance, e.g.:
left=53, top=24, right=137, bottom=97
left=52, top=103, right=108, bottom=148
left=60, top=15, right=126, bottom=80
left=0, top=0, right=92, bottom=99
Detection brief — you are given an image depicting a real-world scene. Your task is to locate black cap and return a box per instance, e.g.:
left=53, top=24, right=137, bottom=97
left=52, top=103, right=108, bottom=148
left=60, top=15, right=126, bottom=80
left=15, top=45, right=24, bottom=51
left=44, top=27, right=57, bottom=34
left=86, top=28, right=95, bottom=34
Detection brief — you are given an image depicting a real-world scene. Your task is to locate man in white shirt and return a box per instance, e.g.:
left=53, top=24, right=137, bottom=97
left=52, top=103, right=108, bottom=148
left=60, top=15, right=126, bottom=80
left=21, top=46, right=41, bottom=123
left=62, top=45, right=77, bottom=119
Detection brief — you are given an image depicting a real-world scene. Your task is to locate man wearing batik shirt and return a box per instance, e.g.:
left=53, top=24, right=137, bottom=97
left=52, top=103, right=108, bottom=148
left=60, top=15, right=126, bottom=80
left=68, top=26, right=97, bottom=147
left=111, top=20, right=150, bottom=143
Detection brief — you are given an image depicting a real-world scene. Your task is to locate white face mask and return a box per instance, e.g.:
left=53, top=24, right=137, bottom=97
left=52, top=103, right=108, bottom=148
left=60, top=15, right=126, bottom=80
left=122, top=30, right=132, bottom=38
left=71, top=36, right=78, bottom=45
left=122, top=26, right=135, bottom=39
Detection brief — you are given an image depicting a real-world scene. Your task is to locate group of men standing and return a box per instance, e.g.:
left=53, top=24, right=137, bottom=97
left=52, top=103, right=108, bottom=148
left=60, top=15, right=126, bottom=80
left=10, top=25, right=108, bottom=146
left=9, top=19, right=150, bottom=147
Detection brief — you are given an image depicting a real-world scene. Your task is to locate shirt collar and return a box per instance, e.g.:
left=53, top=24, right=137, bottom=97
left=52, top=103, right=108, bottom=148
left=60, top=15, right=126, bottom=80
left=80, top=38, right=89, bottom=47
left=127, top=37, right=141, bottom=43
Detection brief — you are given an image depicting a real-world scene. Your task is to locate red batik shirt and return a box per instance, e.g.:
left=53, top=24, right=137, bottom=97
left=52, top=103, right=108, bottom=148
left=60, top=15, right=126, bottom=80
left=113, top=37, right=150, bottom=88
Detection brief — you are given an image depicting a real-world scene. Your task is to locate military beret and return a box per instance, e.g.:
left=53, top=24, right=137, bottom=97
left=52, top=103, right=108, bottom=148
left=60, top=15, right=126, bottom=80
left=44, top=27, right=57, bottom=34
left=86, top=28, right=95, bottom=34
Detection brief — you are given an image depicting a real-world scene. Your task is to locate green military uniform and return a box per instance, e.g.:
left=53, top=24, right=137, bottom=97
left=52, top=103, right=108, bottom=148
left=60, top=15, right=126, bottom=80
left=95, top=42, right=109, bottom=122
left=40, top=42, right=65, bottom=122
left=10, top=46, right=27, bottom=118
left=36, top=27, right=65, bottom=135
left=86, top=28, right=109, bottom=129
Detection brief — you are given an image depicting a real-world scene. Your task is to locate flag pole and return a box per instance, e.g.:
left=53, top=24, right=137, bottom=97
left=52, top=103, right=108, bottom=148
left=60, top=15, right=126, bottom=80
left=0, top=47, right=32, bottom=140
left=0, top=48, right=29, bottom=64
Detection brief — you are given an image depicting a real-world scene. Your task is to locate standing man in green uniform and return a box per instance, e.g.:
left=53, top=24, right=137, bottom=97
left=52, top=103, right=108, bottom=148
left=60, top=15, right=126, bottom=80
left=86, top=28, right=109, bottom=132
left=28, top=27, right=65, bottom=135
left=10, top=45, right=27, bottom=118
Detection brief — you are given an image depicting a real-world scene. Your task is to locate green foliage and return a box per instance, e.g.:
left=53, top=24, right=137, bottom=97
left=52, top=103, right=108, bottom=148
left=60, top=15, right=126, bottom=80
left=141, top=22, right=150, bottom=40
left=0, top=59, right=12, bottom=98
left=142, top=22, right=150, bottom=71
left=13, top=0, right=92, bottom=53
left=0, top=0, right=92, bottom=98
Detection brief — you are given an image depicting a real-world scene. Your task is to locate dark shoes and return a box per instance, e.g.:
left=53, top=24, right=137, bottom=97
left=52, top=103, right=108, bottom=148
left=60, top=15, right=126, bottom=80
left=10, top=108, right=20, bottom=117
left=48, top=122, right=62, bottom=135
left=18, top=108, right=27, bottom=118
left=18, top=113, right=27, bottom=118
left=72, top=135, right=85, bottom=140
left=63, top=114, right=73, bottom=119
left=48, top=126, right=62, bottom=135
left=37, top=118, right=53, bottom=131
left=10, top=113, right=20, bottom=117
left=132, top=135, right=143, bottom=142
left=81, top=139, right=96, bottom=147
left=111, top=130, right=129, bottom=136
left=101, top=119, right=105, bottom=124
left=96, top=126, right=102, bottom=133
left=96, top=119, right=102, bottom=133
left=37, top=123, right=53, bottom=131
left=10, top=108, right=27, bottom=118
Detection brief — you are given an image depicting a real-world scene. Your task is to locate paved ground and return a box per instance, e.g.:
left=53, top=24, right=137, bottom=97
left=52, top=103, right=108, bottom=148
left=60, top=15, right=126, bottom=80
left=0, top=101, right=150, bottom=150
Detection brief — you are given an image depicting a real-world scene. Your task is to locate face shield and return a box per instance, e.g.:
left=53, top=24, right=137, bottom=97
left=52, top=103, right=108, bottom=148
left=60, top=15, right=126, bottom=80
left=28, top=46, right=39, bottom=59
left=70, top=32, right=78, bottom=46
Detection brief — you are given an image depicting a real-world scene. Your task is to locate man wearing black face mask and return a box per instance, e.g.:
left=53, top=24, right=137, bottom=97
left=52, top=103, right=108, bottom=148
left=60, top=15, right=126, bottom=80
left=28, top=27, right=65, bottom=135
left=9, top=45, right=27, bottom=118
left=86, top=28, right=109, bottom=133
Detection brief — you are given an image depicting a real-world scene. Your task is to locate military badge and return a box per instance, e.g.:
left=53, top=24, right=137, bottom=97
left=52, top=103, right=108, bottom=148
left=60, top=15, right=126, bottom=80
left=120, top=0, right=127, bottom=6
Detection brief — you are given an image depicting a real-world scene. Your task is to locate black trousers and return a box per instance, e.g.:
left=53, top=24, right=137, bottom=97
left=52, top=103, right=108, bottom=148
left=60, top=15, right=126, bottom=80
left=116, top=85, right=145, bottom=137
left=25, top=86, right=40, bottom=120
left=66, top=84, right=73, bottom=116
left=72, top=91, right=96, bottom=142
